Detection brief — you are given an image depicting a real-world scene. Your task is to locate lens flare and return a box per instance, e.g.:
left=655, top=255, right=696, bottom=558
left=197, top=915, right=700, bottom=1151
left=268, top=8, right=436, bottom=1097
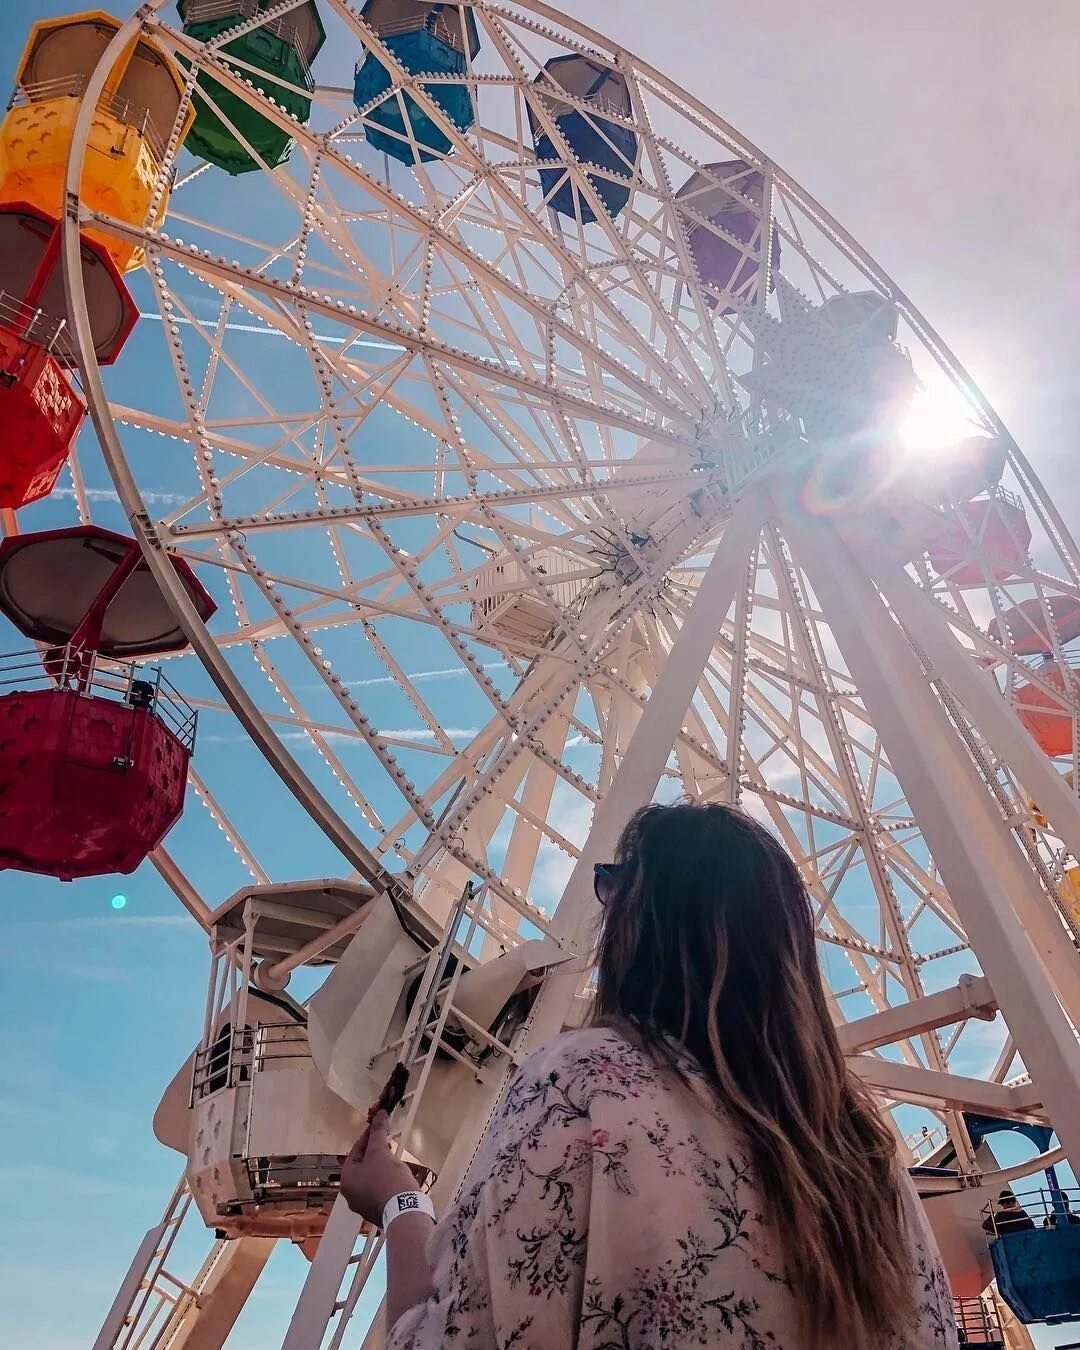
left=899, top=383, right=979, bottom=453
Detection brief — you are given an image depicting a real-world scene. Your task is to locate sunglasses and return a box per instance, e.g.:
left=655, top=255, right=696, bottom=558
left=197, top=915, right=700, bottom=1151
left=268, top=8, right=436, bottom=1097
left=593, top=861, right=624, bottom=905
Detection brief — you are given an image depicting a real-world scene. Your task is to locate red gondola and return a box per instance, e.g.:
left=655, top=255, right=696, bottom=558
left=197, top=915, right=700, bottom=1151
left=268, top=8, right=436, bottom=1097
left=0, top=526, right=216, bottom=879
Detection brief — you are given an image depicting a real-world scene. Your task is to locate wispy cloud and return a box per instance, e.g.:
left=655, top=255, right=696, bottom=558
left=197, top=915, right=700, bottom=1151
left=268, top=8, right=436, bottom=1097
left=4, top=914, right=191, bottom=933
left=279, top=726, right=481, bottom=743
left=343, top=661, right=508, bottom=690
left=0, top=1163, right=139, bottom=1199
left=140, top=310, right=406, bottom=352
left=49, top=485, right=188, bottom=506
left=52, top=962, right=129, bottom=983
left=201, top=726, right=482, bottom=747
left=385, top=727, right=479, bottom=741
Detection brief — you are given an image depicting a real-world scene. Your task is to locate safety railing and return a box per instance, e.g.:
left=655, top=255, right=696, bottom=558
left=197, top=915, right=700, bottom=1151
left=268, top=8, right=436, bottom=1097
left=253, top=1020, right=312, bottom=1068
left=981, top=483, right=1025, bottom=514
left=7, top=72, right=89, bottom=106
left=243, top=1153, right=345, bottom=1201
left=182, top=0, right=317, bottom=88
left=0, top=292, right=69, bottom=355
left=953, top=1296, right=1004, bottom=1346
left=366, top=14, right=436, bottom=39
left=183, top=0, right=258, bottom=20
left=363, top=11, right=467, bottom=48
left=11, top=73, right=169, bottom=165
left=906, top=1123, right=946, bottom=1163
left=981, top=1183, right=1080, bottom=1236
left=534, top=85, right=630, bottom=123
left=191, top=1021, right=310, bottom=1101
left=472, top=553, right=589, bottom=621
left=0, top=645, right=198, bottom=751
left=191, top=1022, right=253, bottom=1100
left=98, top=88, right=168, bottom=163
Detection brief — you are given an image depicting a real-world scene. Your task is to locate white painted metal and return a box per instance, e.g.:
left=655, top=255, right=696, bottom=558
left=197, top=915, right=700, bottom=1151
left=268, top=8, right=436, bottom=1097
left=781, top=501, right=1080, bottom=1160
left=92, top=1177, right=272, bottom=1350
left=32, top=0, right=1080, bottom=1341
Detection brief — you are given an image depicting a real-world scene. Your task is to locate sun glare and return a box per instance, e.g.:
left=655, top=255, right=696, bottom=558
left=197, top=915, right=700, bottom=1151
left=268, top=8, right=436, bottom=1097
left=899, top=383, right=979, bottom=455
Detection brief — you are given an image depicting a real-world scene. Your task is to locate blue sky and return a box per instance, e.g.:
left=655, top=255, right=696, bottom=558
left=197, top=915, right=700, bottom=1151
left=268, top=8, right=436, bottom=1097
left=1, top=1, right=1078, bottom=1346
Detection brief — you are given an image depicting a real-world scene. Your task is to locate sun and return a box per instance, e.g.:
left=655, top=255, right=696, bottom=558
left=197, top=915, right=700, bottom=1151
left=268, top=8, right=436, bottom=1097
left=899, top=381, right=980, bottom=454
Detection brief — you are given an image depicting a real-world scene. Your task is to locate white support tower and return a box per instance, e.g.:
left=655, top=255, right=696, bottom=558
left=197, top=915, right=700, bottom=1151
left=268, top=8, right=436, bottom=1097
left=18, top=0, right=1076, bottom=1342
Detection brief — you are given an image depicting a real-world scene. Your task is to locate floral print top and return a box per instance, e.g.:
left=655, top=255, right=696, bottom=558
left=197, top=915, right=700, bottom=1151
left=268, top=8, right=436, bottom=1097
left=387, top=1026, right=957, bottom=1349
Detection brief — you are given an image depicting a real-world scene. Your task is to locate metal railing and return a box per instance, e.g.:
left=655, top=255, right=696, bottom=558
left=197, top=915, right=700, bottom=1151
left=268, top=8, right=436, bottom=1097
left=191, top=1021, right=311, bottom=1101
left=533, top=85, right=630, bottom=124
left=7, top=72, right=88, bottom=107
left=182, top=0, right=317, bottom=89
left=191, top=1022, right=254, bottom=1100
left=253, top=1021, right=313, bottom=1068
left=368, top=9, right=468, bottom=48
left=953, top=1296, right=1004, bottom=1346
left=242, top=1153, right=344, bottom=1204
left=0, top=645, right=198, bottom=752
left=184, top=0, right=261, bottom=20
left=982, top=1183, right=1080, bottom=1236
left=906, top=1123, right=946, bottom=1163
left=99, top=87, right=168, bottom=163
left=472, top=554, right=588, bottom=623
left=981, top=483, right=1024, bottom=514
left=0, top=292, right=69, bottom=355
left=11, top=73, right=168, bottom=164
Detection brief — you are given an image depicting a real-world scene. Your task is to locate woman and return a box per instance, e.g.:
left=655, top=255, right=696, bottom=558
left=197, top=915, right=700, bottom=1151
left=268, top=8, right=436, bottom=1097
left=343, top=802, right=957, bottom=1348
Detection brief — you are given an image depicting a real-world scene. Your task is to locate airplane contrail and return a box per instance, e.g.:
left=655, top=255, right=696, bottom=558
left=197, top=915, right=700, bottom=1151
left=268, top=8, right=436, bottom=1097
left=139, top=311, right=405, bottom=351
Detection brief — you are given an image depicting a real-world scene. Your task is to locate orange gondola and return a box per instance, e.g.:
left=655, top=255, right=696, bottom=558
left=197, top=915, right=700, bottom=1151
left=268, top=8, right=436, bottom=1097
left=927, top=489, right=1031, bottom=586
left=1013, top=661, right=1080, bottom=758
left=988, top=595, right=1080, bottom=656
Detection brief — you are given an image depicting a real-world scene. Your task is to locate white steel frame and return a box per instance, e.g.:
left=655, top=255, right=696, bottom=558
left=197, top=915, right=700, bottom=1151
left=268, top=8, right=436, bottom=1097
left=32, top=0, right=1080, bottom=1343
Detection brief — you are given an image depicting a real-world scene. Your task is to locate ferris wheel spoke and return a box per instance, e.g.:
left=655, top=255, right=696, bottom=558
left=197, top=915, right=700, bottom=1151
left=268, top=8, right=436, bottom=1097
left=762, top=539, right=910, bottom=943
left=487, top=59, right=712, bottom=403
left=251, top=644, right=389, bottom=833
left=349, top=2, right=716, bottom=409
left=32, top=11, right=1080, bottom=1315
left=92, top=210, right=702, bottom=438
left=150, top=280, right=339, bottom=495
left=173, top=15, right=714, bottom=416
left=187, top=763, right=271, bottom=885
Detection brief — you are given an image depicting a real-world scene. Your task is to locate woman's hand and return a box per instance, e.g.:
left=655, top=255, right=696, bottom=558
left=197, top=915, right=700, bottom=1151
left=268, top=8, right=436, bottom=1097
left=340, top=1111, right=419, bottom=1227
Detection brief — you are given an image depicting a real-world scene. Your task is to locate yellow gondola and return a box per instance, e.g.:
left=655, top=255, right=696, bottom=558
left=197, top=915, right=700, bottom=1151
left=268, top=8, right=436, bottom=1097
left=0, top=10, right=194, bottom=271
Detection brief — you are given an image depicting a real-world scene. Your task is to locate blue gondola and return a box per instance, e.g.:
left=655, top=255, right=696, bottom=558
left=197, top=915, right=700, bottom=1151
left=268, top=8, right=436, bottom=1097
left=528, top=54, right=637, bottom=224
left=966, top=1114, right=1080, bottom=1325
left=676, top=159, right=779, bottom=314
left=353, top=0, right=479, bottom=164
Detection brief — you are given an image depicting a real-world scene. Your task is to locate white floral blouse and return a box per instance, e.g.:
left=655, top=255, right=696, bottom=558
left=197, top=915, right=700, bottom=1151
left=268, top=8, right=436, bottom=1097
left=388, top=1026, right=958, bottom=1349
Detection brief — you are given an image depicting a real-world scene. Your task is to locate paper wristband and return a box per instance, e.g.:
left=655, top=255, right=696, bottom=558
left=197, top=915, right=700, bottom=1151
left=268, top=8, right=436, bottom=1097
left=382, top=1191, right=436, bottom=1232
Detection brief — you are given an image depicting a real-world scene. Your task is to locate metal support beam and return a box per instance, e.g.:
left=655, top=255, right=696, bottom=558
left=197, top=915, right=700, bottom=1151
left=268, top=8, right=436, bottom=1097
left=523, top=489, right=770, bottom=1045
left=782, top=499, right=1080, bottom=1161
left=154, top=1237, right=274, bottom=1349
left=870, top=553, right=1080, bottom=1011
left=838, top=975, right=997, bottom=1054
left=61, top=16, right=411, bottom=896
left=849, top=1058, right=1046, bottom=1123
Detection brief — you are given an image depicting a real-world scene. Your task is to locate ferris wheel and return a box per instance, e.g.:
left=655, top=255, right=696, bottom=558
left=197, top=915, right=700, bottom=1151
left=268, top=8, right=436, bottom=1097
left=0, top=0, right=1078, bottom=1345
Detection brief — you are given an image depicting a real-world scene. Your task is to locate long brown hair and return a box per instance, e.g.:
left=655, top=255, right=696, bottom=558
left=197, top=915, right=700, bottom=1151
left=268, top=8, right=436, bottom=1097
left=592, top=802, right=915, bottom=1349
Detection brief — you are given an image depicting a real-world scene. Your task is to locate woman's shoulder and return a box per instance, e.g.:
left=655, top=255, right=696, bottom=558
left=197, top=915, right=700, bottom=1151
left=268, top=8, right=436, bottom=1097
left=519, top=1022, right=643, bottom=1069
left=509, top=1024, right=662, bottom=1101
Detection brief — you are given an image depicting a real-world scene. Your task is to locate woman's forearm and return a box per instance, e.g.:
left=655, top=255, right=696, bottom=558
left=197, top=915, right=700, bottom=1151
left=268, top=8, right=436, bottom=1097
left=385, top=1212, right=437, bottom=1330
